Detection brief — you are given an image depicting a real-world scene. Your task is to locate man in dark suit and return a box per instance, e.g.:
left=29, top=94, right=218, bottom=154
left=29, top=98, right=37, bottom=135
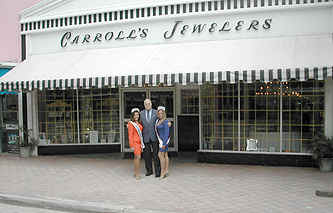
left=140, top=99, right=161, bottom=177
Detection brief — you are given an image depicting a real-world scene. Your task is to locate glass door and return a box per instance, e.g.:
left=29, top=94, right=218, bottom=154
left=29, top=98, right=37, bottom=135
left=121, top=88, right=176, bottom=152
left=150, top=89, right=176, bottom=151
left=122, top=90, right=147, bottom=152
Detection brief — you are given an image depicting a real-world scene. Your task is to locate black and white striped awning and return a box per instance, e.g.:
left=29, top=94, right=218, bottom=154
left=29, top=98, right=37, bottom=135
left=1, top=67, right=332, bottom=91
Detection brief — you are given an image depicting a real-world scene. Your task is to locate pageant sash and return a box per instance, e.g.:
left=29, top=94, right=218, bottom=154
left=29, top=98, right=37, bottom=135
left=129, top=121, right=145, bottom=149
left=155, top=119, right=170, bottom=148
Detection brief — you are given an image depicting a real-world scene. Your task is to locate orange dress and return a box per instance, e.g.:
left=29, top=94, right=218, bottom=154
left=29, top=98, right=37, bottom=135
left=127, top=121, right=143, bottom=156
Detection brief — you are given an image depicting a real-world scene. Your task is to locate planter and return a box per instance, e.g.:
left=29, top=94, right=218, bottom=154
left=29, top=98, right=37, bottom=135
left=20, top=146, right=32, bottom=158
left=319, top=158, right=333, bottom=172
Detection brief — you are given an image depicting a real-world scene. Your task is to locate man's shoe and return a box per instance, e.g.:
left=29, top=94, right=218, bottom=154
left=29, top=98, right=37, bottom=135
left=145, top=172, right=153, bottom=176
left=155, top=174, right=161, bottom=178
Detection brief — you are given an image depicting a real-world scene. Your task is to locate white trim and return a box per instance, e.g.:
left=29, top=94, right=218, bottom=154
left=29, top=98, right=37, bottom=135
left=124, top=76, right=129, bottom=87
left=159, top=74, right=164, bottom=85
left=290, top=68, right=296, bottom=79
left=299, top=68, right=305, bottom=81
left=205, top=72, right=209, bottom=83
left=0, top=62, right=17, bottom=68
left=131, top=75, right=135, bottom=86
left=197, top=149, right=313, bottom=156
left=138, top=75, right=143, bottom=87
left=190, top=73, right=194, bottom=83
left=175, top=73, right=179, bottom=83
left=117, top=76, right=122, bottom=87
left=199, top=86, right=202, bottom=150
left=238, top=71, right=243, bottom=81
left=255, top=70, right=261, bottom=80
left=152, top=74, right=157, bottom=86
left=281, top=69, right=287, bottom=81
left=38, top=143, right=121, bottom=146
left=273, top=69, right=278, bottom=80
left=213, top=72, right=218, bottom=84
left=182, top=73, right=186, bottom=85
left=20, top=1, right=333, bottom=34
left=318, top=68, right=324, bottom=80
left=198, top=72, right=202, bottom=85
left=247, top=70, right=252, bottom=83
left=309, top=68, right=314, bottom=79
left=111, top=77, right=116, bottom=88
left=222, top=71, right=227, bottom=82
left=98, top=77, right=102, bottom=88
left=167, top=74, right=172, bottom=86
left=20, top=0, right=68, bottom=19
left=230, top=71, right=235, bottom=83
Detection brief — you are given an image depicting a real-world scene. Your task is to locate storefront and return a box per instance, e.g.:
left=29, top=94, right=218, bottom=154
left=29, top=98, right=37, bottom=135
left=0, top=0, right=332, bottom=166
left=0, top=64, right=19, bottom=153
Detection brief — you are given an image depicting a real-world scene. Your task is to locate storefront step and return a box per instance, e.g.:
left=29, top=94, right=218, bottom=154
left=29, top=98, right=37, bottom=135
left=198, top=151, right=314, bottom=167
left=38, top=144, right=121, bottom=155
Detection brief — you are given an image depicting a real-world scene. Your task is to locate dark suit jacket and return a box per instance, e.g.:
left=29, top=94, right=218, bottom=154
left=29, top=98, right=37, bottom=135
left=140, top=109, right=158, bottom=143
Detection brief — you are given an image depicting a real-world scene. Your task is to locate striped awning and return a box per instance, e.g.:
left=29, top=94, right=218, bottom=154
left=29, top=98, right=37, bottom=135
left=1, top=35, right=332, bottom=91
left=1, top=67, right=332, bottom=91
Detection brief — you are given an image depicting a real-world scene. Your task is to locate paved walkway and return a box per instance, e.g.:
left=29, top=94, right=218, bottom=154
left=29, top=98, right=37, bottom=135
left=0, top=153, right=332, bottom=213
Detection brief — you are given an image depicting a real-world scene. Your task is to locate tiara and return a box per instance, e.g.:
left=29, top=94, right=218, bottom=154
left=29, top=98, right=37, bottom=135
left=157, top=106, right=165, bottom=111
left=131, top=108, right=140, bottom=113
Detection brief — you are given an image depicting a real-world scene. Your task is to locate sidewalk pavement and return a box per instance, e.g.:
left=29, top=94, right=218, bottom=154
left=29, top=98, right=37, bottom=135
left=0, top=202, right=69, bottom=213
left=0, top=153, right=333, bottom=213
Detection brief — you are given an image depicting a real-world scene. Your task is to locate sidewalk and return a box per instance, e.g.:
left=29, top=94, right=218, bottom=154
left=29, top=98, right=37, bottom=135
left=0, top=153, right=332, bottom=213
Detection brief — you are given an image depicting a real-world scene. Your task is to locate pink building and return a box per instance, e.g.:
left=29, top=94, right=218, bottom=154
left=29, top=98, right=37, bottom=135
left=0, top=0, right=41, bottom=65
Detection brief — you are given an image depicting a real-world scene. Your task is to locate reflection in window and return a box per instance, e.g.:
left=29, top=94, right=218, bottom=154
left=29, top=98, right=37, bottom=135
left=78, top=88, right=120, bottom=144
left=39, top=90, right=77, bottom=144
left=282, top=81, right=324, bottom=153
left=38, top=88, right=120, bottom=144
left=241, top=82, right=280, bottom=152
left=150, top=91, right=174, bottom=118
left=123, top=92, right=146, bottom=119
left=181, top=89, right=199, bottom=114
left=201, top=83, right=238, bottom=151
left=1, top=95, right=19, bottom=146
left=1, top=95, right=18, bottom=124
left=200, top=80, right=325, bottom=153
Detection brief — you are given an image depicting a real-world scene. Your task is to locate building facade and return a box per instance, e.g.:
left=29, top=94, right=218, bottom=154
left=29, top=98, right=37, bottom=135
left=1, top=0, right=333, bottom=165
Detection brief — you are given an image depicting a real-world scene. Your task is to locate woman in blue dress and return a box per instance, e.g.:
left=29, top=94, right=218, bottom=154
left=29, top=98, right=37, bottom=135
left=155, top=106, right=170, bottom=179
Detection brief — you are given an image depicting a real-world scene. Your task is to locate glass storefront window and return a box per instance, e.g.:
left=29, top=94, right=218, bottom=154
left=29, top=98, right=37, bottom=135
left=282, top=81, right=324, bottom=153
left=150, top=91, right=174, bottom=118
left=38, top=88, right=120, bottom=144
left=181, top=89, right=199, bottom=114
left=78, top=88, right=120, bottom=144
left=200, top=80, right=325, bottom=153
left=241, top=81, right=281, bottom=152
left=39, top=89, right=77, bottom=144
left=1, top=95, right=18, bottom=124
left=1, top=95, right=19, bottom=146
left=201, top=83, right=238, bottom=151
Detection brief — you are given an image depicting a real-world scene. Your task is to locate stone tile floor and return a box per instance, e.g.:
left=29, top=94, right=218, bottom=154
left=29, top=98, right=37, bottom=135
left=0, top=153, right=332, bottom=213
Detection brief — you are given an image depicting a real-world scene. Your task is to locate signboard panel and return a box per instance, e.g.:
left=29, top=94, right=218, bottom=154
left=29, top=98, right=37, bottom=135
left=28, top=7, right=332, bottom=55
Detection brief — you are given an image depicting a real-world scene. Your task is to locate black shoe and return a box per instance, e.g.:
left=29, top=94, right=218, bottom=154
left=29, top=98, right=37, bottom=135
left=155, top=174, right=161, bottom=178
left=145, top=172, right=153, bottom=176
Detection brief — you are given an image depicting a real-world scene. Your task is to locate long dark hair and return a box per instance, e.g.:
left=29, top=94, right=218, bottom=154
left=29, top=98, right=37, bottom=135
left=130, top=111, right=140, bottom=122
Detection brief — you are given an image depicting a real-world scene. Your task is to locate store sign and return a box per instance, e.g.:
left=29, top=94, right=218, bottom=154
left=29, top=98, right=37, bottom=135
left=5, top=124, right=18, bottom=130
left=60, top=18, right=272, bottom=48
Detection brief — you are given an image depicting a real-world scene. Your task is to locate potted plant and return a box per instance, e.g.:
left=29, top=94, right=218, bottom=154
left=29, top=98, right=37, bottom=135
left=310, top=134, right=333, bottom=172
left=18, top=128, right=39, bottom=157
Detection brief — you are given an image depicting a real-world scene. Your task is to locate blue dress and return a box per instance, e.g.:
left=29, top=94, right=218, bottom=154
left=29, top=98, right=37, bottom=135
left=156, top=119, right=170, bottom=152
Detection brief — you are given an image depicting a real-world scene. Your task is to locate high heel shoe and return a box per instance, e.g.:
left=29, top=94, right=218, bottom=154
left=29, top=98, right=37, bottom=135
left=159, top=174, right=167, bottom=180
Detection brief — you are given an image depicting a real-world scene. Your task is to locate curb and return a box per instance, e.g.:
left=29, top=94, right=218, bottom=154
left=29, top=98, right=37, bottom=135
left=0, top=193, right=175, bottom=213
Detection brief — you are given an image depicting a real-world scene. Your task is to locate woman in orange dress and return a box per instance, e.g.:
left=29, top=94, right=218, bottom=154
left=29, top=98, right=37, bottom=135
left=127, top=108, right=144, bottom=180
